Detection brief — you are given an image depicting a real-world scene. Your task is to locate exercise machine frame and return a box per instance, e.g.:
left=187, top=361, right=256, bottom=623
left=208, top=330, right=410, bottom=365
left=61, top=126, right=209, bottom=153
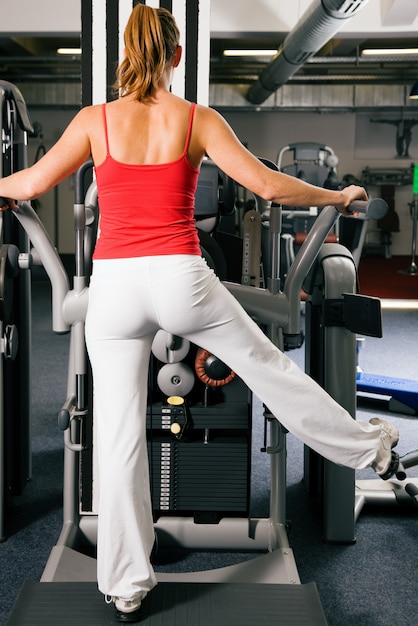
left=0, top=81, right=33, bottom=542
left=10, top=178, right=385, bottom=562
left=4, top=155, right=405, bottom=623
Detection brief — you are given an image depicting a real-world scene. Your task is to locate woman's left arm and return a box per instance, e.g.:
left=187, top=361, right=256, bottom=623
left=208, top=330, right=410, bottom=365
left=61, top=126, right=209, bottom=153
left=0, top=107, right=93, bottom=209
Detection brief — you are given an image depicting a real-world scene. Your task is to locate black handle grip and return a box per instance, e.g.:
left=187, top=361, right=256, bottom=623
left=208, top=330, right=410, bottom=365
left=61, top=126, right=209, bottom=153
left=395, top=462, right=407, bottom=481
left=348, top=198, right=388, bottom=221
left=58, top=409, right=71, bottom=431
left=74, top=159, right=94, bottom=204
left=0, top=197, right=18, bottom=210
left=405, top=483, right=418, bottom=507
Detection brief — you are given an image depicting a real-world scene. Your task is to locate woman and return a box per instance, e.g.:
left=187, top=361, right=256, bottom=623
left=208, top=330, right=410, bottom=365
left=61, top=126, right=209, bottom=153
left=0, top=5, right=399, bottom=623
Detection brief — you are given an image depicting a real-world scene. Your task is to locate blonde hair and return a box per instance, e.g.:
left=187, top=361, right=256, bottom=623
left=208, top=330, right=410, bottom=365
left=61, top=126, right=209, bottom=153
left=114, top=4, right=180, bottom=101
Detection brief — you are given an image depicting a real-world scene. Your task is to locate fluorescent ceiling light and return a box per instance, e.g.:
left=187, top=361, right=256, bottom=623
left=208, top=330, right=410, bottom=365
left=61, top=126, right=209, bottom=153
left=223, top=49, right=277, bottom=57
left=57, top=47, right=82, bottom=55
left=361, top=48, right=418, bottom=57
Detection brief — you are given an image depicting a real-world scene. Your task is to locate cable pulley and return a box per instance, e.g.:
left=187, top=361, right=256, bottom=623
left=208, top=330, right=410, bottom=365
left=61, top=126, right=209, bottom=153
left=195, top=348, right=235, bottom=387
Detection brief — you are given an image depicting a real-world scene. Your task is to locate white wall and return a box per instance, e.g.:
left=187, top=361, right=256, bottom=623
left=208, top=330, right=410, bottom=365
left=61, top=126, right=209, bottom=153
left=0, top=0, right=80, bottom=33
left=210, top=0, right=418, bottom=35
left=0, top=0, right=81, bottom=35
left=2, top=0, right=418, bottom=37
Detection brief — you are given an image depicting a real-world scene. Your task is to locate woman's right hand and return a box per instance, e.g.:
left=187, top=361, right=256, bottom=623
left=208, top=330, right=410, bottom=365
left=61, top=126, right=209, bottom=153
left=0, top=197, right=18, bottom=211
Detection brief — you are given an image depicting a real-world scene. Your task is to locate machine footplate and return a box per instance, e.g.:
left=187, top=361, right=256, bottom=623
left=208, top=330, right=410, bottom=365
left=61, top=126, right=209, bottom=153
left=7, top=581, right=328, bottom=625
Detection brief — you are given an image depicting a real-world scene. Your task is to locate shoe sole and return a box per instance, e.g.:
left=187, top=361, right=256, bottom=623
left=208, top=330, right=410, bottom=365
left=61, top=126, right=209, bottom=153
left=379, top=451, right=400, bottom=481
left=115, top=606, right=143, bottom=623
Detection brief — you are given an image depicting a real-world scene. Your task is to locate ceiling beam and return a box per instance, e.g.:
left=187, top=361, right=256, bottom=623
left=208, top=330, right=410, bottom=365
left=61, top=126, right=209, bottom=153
left=382, top=0, right=418, bottom=26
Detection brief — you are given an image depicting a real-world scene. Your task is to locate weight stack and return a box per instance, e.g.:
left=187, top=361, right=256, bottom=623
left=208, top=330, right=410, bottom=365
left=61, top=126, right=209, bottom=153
left=147, top=402, right=251, bottom=523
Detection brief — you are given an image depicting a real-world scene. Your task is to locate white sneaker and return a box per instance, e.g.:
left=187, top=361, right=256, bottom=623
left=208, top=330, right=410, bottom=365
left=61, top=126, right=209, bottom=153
left=370, top=417, right=399, bottom=478
left=115, top=593, right=146, bottom=613
left=106, top=591, right=147, bottom=622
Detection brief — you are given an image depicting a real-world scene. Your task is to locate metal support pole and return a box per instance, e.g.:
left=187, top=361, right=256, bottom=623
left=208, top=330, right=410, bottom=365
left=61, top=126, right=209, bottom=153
left=399, top=196, right=418, bottom=275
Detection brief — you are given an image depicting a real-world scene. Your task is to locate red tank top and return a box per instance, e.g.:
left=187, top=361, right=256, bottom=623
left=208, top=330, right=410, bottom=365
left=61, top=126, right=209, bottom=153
left=93, top=102, right=201, bottom=260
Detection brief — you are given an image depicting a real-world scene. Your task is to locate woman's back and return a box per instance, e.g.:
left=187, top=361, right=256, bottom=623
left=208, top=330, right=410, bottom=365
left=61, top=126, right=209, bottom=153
left=92, top=93, right=202, bottom=261
left=89, top=92, right=204, bottom=170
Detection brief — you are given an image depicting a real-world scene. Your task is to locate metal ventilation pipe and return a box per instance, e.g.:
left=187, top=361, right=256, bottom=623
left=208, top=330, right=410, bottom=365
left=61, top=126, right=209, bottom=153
left=246, top=0, right=372, bottom=105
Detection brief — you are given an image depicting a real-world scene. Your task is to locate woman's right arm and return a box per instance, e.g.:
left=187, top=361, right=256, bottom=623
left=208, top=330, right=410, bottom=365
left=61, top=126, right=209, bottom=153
left=0, top=107, right=95, bottom=210
left=197, top=106, right=367, bottom=215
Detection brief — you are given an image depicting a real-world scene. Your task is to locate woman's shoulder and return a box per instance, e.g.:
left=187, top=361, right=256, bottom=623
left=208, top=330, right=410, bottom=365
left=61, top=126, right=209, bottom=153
left=192, top=103, right=230, bottom=137
left=73, top=103, right=104, bottom=125
left=194, top=102, right=225, bottom=122
left=164, top=93, right=217, bottom=117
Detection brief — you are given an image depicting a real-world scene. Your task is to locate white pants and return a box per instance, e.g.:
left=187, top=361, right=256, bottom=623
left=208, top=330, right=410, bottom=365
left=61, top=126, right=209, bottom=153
left=85, top=255, right=381, bottom=599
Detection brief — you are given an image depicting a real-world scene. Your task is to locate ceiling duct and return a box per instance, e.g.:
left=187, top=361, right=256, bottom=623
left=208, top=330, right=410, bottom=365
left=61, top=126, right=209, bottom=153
left=246, top=0, right=372, bottom=105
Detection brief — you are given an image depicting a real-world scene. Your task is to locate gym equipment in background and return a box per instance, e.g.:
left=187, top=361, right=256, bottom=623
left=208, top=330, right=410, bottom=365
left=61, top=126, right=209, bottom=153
left=356, top=336, right=418, bottom=415
left=277, top=143, right=339, bottom=274
left=276, top=142, right=370, bottom=278
left=356, top=338, right=418, bottom=513
left=0, top=81, right=33, bottom=542
left=399, top=163, right=418, bottom=275
left=355, top=164, right=418, bottom=415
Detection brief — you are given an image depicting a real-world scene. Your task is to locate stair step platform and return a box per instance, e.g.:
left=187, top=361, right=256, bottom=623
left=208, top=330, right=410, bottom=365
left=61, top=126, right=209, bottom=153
left=357, top=372, right=418, bottom=412
left=6, top=580, right=328, bottom=625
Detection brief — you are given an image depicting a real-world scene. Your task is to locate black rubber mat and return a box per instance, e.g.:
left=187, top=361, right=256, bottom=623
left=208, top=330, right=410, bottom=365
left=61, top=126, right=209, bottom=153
left=6, top=581, right=328, bottom=625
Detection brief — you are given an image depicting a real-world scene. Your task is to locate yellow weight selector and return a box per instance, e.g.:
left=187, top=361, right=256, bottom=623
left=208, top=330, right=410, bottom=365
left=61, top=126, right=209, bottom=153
left=166, top=395, right=189, bottom=439
left=167, top=396, right=185, bottom=406
left=170, top=421, right=182, bottom=436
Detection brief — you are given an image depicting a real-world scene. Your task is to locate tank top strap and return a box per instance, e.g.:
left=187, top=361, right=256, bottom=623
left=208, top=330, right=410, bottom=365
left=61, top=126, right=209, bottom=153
left=102, top=103, right=110, bottom=156
left=183, top=102, right=196, bottom=154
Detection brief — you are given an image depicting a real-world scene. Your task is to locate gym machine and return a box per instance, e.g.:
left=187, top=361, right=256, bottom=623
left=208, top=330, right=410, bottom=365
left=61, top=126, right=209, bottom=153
left=4, top=145, right=396, bottom=623
left=275, top=147, right=418, bottom=516
left=0, top=81, right=34, bottom=542
left=276, top=142, right=371, bottom=284
left=356, top=164, right=418, bottom=415
left=399, top=163, right=418, bottom=275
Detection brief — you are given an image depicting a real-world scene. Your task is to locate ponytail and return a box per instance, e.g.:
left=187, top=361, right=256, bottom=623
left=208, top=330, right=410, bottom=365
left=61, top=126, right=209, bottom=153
left=114, top=5, right=180, bottom=101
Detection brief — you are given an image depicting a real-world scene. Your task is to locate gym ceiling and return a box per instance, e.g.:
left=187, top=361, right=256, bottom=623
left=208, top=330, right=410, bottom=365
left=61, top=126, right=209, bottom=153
left=0, top=0, right=417, bottom=106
